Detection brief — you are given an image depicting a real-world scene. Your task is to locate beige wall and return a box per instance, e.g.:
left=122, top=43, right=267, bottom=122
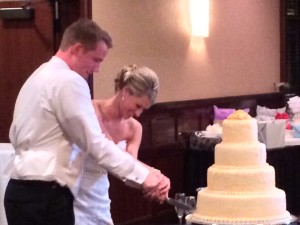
left=92, top=0, right=280, bottom=103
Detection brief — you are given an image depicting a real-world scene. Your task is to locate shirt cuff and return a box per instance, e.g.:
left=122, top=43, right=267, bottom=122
left=123, top=161, right=150, bottom=189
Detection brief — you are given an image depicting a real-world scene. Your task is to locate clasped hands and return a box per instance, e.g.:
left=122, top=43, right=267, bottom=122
left=142, top=168, right=170, bottom=204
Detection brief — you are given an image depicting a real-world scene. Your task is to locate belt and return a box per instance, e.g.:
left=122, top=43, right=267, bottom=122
left=9, top=178, right=62, bottom=188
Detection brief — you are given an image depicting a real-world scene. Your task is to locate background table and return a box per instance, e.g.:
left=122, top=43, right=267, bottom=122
left=183, top=133, right=300, bottom=216
left=0, top=143, right=14, bottom=225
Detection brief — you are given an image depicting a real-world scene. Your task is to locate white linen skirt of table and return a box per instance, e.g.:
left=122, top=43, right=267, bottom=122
left=0, top=144, right=15, bottom=225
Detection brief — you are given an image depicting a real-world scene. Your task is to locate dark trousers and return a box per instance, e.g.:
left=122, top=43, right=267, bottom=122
left=4, top=179, right=74, bottom=225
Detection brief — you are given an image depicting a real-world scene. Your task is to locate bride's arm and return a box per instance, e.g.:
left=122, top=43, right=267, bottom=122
left=126, top=119, right=170, bottom=200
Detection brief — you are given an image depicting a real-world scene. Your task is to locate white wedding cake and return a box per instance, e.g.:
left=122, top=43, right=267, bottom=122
left=190, top=110, right=291, bottom=224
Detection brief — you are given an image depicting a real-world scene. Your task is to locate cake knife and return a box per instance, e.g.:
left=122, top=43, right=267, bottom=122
left=166, top=197, right=196, bottom=211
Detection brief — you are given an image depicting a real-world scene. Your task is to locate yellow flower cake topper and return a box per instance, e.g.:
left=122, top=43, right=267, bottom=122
left=227, top=109, right=251, bottom=120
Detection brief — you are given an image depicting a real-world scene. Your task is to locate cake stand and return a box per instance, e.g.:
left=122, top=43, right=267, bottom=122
left=185, top=214, right=298, bottom=225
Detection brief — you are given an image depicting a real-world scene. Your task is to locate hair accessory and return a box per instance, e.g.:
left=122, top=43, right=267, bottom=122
left=123, top=71, right=130, bottom=82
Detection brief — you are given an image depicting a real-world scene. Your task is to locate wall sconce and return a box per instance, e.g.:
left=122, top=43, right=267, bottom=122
left=190, top=0, right=210, bottom=37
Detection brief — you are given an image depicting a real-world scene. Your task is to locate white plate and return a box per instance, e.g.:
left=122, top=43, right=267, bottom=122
left=185, top=214, right=297, bottom=225
left=201, top=131, right=222, bottom=138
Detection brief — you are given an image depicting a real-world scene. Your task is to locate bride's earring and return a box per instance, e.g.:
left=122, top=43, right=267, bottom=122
left=122, top=88, right=128, bottom=101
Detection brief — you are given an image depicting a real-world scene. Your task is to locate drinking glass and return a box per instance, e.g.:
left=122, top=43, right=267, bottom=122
left=185, top=196, right=196, bottom=215
left=174, top=193, right=186, bottom=224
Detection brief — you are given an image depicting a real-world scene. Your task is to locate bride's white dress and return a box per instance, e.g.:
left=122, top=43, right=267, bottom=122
left=73, top=140, right=127, bottom=225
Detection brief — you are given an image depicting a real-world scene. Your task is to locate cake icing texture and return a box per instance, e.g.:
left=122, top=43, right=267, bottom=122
left=191, top=110, right=290, bottom=224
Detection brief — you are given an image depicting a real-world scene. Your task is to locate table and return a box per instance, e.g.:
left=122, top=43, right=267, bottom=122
left=285, top=130, right=300, bottom=146
left=183, top=133, right=300, bottom=216
left=0, top=143, right=14, bottom=225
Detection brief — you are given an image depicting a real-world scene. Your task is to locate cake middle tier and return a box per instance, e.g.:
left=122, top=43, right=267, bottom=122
left=207, top=164, right=275, bottom=192
left=215, top=142, right=266, bottom=166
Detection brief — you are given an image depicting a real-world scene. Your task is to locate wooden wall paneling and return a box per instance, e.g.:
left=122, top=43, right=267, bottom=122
left=149, top=150, right=186, bottom=217
left=198, top=106, right=214, bottom=129
left=54, top=0, right=92, bottom=50
left=178, top=111, right=200, bottom=133
left=109, top=156, right=155, bottom=224
left=0, top=1, right=54, bottom=142
left=280, top=0, right=300, bottom=95
left=109, top=143, right=186, bottom=225
left=177, top=107, right=213, bottom=134
left=151, top=114, right=177, bottom=148
left=0, top=0, right=92, bottom=142
left=80, top=0, right=92, bottom=19
left=109, top=175, right=152, bottom=224
left=154, top=150, right=186, bottom=195
left=137, top=115, right=152, bottom=150
left=256, top=92, right=285, bottom=109
left=59, top=0, right=81, bottom=34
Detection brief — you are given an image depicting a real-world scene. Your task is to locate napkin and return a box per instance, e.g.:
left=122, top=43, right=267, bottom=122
left=288, top=96, right=300, bottom=113
left=205, top=123, right=222, bottom=137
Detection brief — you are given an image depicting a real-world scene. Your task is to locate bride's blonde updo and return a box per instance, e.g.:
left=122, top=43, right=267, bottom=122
left=114, top=65, right=159, bottom=105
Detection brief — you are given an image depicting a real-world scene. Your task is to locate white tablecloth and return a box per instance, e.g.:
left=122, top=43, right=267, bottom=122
left=0, top=144, right=14, bottom=225
left=285, top=130, right=300, bottom=146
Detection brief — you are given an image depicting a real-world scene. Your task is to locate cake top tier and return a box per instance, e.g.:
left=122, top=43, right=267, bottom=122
left=222, top=110, right=258, bottom=143
left=228, top=110, right=251, bottom=120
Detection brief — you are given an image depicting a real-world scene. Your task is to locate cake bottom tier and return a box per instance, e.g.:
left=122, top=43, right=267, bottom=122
left=192, top=188, right=290, bottom=224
